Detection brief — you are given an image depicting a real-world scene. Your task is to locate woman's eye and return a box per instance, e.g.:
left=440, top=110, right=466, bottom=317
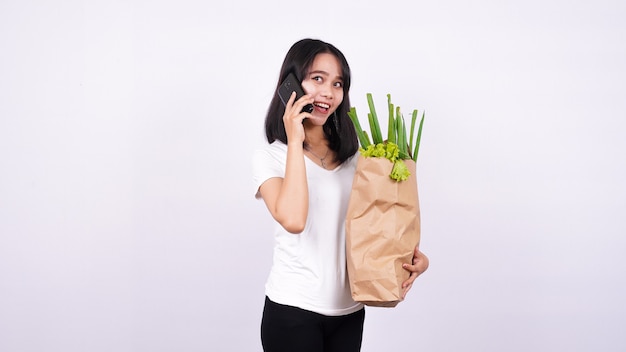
left=334, top=82, right=343, bottom=88
left=312, top=76, right=323, bottom=82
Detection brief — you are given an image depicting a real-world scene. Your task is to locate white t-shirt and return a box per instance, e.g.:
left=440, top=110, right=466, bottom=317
left=252, top=141, right=363, bottom=316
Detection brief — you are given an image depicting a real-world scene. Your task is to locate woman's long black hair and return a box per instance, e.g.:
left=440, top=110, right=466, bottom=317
left=264, top=38, right=359, bottom=165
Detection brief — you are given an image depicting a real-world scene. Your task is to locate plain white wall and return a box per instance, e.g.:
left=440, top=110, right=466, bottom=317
left=1, top=0, right=625, bottom=351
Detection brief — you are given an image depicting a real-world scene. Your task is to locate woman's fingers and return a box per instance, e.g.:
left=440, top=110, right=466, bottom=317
left=401, top=247, right=429, bottom=299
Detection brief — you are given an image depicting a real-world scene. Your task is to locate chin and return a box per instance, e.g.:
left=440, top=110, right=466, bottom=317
left=307, top=115, right=330, bottom=126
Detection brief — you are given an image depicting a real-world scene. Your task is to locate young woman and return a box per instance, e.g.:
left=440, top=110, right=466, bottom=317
left=252, top=38, right=429, bottom=352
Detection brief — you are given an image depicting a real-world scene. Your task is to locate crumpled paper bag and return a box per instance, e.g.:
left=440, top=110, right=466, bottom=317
left=345, top=155, right=421, bottom=307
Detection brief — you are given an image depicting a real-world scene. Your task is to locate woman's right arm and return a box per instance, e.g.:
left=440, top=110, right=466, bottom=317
left=258, top=92, right=314, bottom=234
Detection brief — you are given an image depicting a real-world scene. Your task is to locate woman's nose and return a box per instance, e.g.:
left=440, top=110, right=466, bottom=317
left=320, top=84, right=333, bottom=99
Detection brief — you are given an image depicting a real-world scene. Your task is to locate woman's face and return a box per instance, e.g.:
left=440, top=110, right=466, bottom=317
left=301, top=53, right=344, bottom=126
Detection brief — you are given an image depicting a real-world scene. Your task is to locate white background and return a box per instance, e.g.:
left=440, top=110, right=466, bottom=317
left=1, top=0, right=625, bottom=351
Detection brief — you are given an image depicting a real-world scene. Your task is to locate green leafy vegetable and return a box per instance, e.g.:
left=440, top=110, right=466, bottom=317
left=361, top=142, right=400, bottom=161
left=390, top=160, right=410, bottom=181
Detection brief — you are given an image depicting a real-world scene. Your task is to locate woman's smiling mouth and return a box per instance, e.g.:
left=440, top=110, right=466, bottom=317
left=313, top=102, right=330, bottom=113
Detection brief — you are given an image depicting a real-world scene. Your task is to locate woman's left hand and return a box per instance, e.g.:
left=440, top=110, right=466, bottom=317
left=401, top=245, right=429, bottom=299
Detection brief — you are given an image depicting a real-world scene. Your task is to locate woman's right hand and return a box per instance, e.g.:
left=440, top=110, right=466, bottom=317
left=283, top=91, right=314, bottom=144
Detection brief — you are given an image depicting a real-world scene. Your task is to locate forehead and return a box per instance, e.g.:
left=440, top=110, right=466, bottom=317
left=308, top=53, right=343, bottom=77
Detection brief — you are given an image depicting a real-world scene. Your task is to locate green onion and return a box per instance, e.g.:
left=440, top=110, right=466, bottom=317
left=348, top=93, right=425, bottom=180
left=396, top=108, right=410, bottom=160
left=363, top=130, right=372, bottom=147
left=387, top=94, right=395, bottom=144
left=366, top=93, right=383, bottom=144
left=348, top=107, right=370, bottom=149
left=412, top=111, right=425, bottom=162
left=409, top=109, right=418, bottom=158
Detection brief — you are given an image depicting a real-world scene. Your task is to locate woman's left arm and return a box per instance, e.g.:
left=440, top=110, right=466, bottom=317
left=401, top=245, right=430, bottom=299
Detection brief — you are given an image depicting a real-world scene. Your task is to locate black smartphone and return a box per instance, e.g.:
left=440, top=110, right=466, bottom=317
left=278, top=72, right=314, bottom=113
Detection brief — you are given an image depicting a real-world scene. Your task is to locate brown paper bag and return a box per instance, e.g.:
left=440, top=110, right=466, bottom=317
left=345, top=155, right=421, bottom=307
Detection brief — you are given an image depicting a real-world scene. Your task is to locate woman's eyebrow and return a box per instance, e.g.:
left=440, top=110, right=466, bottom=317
left=309, top=70, right=343, bottom=81
left=309, top=70, right=329, bottom=76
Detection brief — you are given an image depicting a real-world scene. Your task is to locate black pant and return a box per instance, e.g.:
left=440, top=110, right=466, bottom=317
left=261, top=297, right=365, bottom=352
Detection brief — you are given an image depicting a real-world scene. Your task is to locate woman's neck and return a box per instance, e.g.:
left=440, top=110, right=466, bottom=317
left=304, top=127, right=327, bottom=148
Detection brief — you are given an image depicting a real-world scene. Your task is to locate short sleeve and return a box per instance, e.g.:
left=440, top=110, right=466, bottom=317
left=252, top=143, right=287, bottom=199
